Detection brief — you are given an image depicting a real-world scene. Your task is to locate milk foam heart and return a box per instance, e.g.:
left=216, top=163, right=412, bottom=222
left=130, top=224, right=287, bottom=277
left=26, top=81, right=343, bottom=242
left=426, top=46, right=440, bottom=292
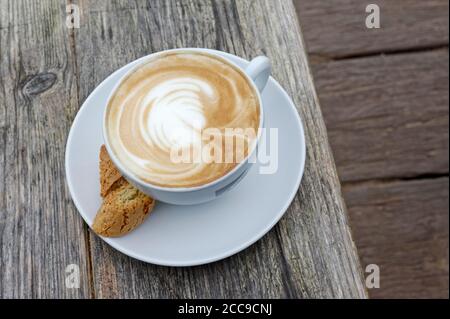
left=142, top=77, right=211, bottom=151
left=105, top=52, right=260, bottom=187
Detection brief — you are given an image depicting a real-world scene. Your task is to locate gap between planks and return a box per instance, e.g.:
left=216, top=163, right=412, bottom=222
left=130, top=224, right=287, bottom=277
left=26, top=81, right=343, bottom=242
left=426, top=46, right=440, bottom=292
left=67, top=0, right=96, bottom=299
left=341, top=172, right=450, bottom=189
left=309, top=44, right=449, bottom=64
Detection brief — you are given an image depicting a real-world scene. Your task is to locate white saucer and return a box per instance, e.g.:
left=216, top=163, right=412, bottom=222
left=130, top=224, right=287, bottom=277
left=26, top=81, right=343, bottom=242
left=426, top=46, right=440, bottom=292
left=65, top=49, right=306, bottom=266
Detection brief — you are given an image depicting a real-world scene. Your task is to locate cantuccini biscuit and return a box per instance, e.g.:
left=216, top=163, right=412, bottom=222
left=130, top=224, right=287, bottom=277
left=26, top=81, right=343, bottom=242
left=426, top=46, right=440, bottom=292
left=93, top=145, right=155, bottom=237
left=99, top=145, right=122, bottom=197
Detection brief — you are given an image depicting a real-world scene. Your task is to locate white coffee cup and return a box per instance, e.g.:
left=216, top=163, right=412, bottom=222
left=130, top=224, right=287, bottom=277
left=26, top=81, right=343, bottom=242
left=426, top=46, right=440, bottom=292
left=103, top=48, right=271, bottom=205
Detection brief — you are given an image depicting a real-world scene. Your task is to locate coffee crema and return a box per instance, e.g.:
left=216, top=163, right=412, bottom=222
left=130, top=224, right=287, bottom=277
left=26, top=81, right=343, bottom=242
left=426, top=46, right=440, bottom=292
left=106, top=52, right=260, bottom=188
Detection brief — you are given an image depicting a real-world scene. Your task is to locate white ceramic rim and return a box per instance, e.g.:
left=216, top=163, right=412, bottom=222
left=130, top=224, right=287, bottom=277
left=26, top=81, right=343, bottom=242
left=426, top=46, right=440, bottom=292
left=65, top=49, right=306, bottom=266
left=102, top=48, right=265, bottom=192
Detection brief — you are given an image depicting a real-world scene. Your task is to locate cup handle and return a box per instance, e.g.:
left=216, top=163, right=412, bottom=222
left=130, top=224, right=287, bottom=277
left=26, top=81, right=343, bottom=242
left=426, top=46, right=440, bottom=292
left=245, top=56, right=271, bottom=93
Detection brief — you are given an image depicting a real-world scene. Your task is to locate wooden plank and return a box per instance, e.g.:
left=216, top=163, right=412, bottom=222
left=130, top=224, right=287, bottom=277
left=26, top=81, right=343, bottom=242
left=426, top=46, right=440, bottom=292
left=294, top=0, right=449, bottom=299
left=294, top=0, right=449, bottom=58
left=344, top=177, right=449, bottom=298
left=311, top=49, right=449, bottom=182
left=0, top=0, right=91, bottom=297
left=74, top=0, right=367, bottom=298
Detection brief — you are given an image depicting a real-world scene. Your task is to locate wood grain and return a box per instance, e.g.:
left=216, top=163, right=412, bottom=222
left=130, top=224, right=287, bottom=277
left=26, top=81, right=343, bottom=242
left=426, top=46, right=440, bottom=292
left=312, top=49, right=449, bottom=182
left=295, top=0, right=449, bottom=298
left=0, top=0, right=91, bottom=298
left=73, top=0, right=367, bottom=298
left=294, top=0, right=449, bottom=299
left=294, top=0, right=449, bottom=58
left=344, top=177, right=449, bottom=298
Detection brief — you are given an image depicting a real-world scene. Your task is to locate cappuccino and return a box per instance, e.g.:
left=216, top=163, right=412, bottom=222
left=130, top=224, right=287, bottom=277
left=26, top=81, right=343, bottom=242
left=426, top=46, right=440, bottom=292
left=105, top=52, right=260, bottom=188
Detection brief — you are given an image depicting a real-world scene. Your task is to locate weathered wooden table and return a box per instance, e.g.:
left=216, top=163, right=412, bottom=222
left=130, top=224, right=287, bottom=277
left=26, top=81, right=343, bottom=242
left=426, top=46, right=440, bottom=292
left=0, top=0, right=368, bottom=298
left=295, top=0, right=449, bottom=298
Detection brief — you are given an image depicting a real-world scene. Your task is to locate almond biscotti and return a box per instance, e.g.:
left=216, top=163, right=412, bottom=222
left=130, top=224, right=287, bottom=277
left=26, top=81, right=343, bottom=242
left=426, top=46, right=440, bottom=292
left=99, top=145, right=122, bottom=198
left=93, top=145, right=155, bottom=237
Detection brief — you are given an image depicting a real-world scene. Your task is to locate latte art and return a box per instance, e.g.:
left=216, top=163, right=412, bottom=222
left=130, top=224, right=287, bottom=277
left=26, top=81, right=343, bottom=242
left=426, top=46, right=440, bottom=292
left=143, top=77, right=212, bottom=151
left=106, top=52, right=260, bottom=187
